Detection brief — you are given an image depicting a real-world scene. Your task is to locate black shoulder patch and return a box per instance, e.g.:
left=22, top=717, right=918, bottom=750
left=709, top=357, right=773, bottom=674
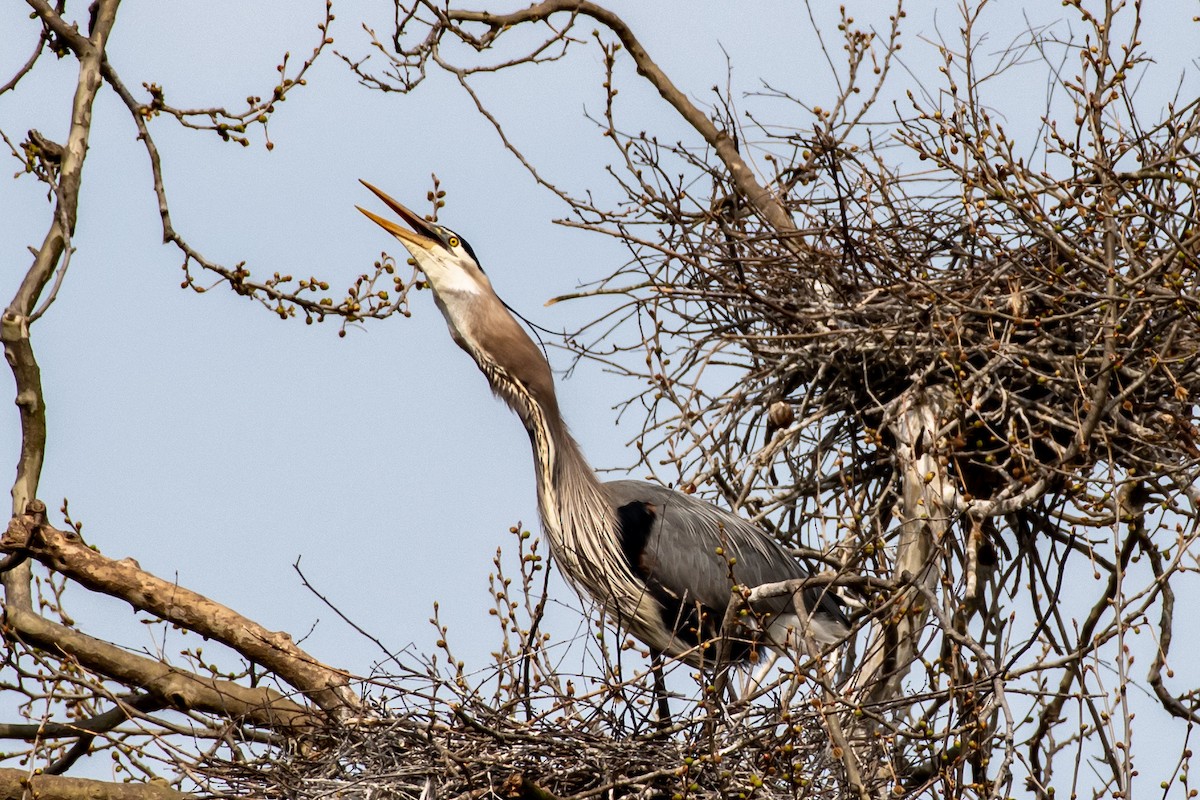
left=615, top=498, right=754, bottom=663
left=615, top=500, right=656, bottom=577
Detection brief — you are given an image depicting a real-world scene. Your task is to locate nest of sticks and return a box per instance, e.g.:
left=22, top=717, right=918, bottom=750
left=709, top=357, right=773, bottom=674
left=599, top=157, right=1200, bottom=532
left=197, top=686, right=847, bottom=800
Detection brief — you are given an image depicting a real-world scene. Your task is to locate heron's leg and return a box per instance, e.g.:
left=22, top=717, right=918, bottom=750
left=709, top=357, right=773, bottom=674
left=650, top=652, right=672, bottom=729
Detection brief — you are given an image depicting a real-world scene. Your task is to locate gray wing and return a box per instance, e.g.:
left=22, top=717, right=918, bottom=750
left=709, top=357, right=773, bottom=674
left=601, top=479, right=848, bottom=631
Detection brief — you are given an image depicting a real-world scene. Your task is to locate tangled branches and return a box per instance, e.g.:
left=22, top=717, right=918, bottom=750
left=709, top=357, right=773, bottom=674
left=362, top=0, right=1200, bottom=796
left=203, top=706, right=842, bottom=800
left=195, top=527, right=851, bottom=800
left=200, top=670, right=846, bottom=800
left=5, top=1, right=1200, bottom=799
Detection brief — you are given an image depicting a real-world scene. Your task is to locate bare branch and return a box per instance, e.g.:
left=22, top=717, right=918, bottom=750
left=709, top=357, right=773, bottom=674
left=5, top=0, right=121, bottom=614
left=3, top=503, right=359, bottom=719
left=0, top=767, right=192, bottom=800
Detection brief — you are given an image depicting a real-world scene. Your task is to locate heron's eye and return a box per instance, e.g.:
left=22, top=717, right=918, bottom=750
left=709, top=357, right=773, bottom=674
left=447, top=235, right=460, bottom=248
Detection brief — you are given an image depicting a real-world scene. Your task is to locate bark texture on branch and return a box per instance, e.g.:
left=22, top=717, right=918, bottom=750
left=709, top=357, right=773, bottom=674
left=5, top=0, right=121, bottom=610
left=3, top=504, right=358, bottom=720
left=0, top=767, right=191, bottom=800
left=4, top=603, right=312, bottom=729
left=851, top=387, right=954, bottom=705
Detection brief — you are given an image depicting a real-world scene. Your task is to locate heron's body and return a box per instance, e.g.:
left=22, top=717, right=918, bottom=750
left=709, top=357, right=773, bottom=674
left=359, top=183, right=849, bottom=668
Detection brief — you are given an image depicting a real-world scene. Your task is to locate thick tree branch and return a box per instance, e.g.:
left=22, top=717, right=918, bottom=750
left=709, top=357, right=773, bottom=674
left=0, top=692, right=161, bottom=741
left=0, top=768, right=192, bottom=800
left=850, top=388, right=953, bottom=706
left=4, top=604, right=312, bottom=730
left=0, top=693, right=164, bottom=775
left=3, top=503, right=358, bottom=719
left=5, top=0, right=120, bottom=612
left=14, top=0, right=117, bottom=310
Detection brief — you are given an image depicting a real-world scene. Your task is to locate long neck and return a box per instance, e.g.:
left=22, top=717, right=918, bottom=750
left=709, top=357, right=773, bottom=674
left=478, top=342, right=641, bottom=613
left=522, top=394, right=669, bottom=651
left=528, top=404, right=634, bottom=599
left=429, top=280, right=648, bottom=619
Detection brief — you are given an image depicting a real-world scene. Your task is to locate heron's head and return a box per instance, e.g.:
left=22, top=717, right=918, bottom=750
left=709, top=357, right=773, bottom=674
left=357, top=180, right=561, bottom=424
left=357, top=180, right=487, bottom=296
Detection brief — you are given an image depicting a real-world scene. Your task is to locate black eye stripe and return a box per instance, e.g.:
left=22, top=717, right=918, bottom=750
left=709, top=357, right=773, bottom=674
left=440, top=225, right=483, bottom=272
left=459, top=237, right=481, bottom=271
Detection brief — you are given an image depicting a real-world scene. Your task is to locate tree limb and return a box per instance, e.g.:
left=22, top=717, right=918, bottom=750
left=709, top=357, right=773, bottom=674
left=3, top=503, right=358, bottom=719
left=448, top=1, right=797, bottom=236
left=0, top=768, right=192, bottom=800
left=5, top=0, right=121, bottom=622
left=4, top=603, right=313, bottom=730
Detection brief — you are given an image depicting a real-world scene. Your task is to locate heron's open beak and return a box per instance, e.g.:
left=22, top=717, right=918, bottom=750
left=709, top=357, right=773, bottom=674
left=356, top=180, right=443, bottom=252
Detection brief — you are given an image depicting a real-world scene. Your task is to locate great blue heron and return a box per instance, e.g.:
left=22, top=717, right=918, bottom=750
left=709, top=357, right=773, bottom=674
left=358, top=182, right=849, bottom=678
